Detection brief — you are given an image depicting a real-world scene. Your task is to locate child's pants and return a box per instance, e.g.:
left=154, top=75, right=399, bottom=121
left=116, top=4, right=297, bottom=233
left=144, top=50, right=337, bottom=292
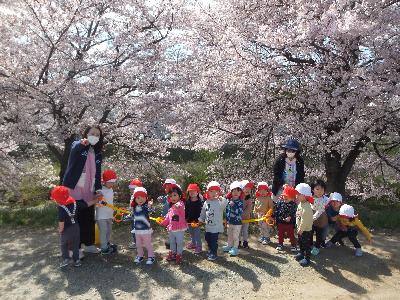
left=298, top=230, right=312, bottom=260
left=240, top=223, right=249, bottom=242
left=258, top=219, right=272, bottom=239
left=330, top=229, right=361, bottom=248
left=277, top=223, right=297, bottom=246
left=97, top=218, right=112, bottom=250
left=227, top=224, right=242, bottom=248
left=312, top=225, right=326, bottom=248
left=169, top=231, right=185, bottom=255
left=205, top=232, right=219, bottom=255
left=136, top=233, right=154, bottom=257
left=61, top=224, right=80, bottom=261
left=188, top=226, right=202, bottom=249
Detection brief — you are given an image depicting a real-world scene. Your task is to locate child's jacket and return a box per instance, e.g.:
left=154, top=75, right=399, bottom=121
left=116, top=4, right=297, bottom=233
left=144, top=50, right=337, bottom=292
left=336, top=216, right=372, bottom=240
left=161, top=201, right=188, bottom=231
left=226, top=198, right=243, bottom=225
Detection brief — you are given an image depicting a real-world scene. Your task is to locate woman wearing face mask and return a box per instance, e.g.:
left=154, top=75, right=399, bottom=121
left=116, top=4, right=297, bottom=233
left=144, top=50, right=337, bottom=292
left=272, top=138, right=305, bottom=201
left=62, top=125, right=104, bottom=257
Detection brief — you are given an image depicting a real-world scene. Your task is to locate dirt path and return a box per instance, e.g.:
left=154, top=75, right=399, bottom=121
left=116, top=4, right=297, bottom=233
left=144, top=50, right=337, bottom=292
left=0, top=226, right=399, bottom=299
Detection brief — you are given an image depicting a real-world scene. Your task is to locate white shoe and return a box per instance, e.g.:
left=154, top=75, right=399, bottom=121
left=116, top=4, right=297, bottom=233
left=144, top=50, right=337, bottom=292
left=84, top=245, right=100, bottom=253
left=134, top=256, right=144, bottom=264
left=146, top=257, right=155, bottom=265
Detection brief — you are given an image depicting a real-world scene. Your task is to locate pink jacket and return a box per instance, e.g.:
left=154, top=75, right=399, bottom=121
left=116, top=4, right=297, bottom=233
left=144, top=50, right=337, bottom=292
left=161, top=201, right=188, bottom=231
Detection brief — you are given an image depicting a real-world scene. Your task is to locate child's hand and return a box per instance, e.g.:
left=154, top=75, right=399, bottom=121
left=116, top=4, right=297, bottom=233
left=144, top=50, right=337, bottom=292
left=80, top=138, right=89, bottom=146
left=148, top=199, right=153, bottom=208
left=229, top=201, right=234, bottom=207
left=284, top=216, right=291, bottom=222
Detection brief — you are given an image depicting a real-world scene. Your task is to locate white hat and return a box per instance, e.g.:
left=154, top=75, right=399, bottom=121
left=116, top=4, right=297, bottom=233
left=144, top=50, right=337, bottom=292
left=329, top=192, right=343, bottom=202
left=207, top=181, right=221, bottom=191
left=295, top=183, right=312, bottom=197
left=133, top=187, right=147, bottom=198
left=164, top=178, right=176, bottom=185
left=339, top=204, right=357, bottom=218
left=257, top=181, right=269, bottom=190
left=230, top=181, right=243, bottom=191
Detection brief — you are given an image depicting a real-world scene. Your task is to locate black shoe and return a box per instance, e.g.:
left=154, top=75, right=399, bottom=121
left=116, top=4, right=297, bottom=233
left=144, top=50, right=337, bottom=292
left=338, top=239, right=345, bottom=246
left=101, top=247, right=113, bottom=255
left=110, top=244, right=118, bottom=253
left=295, top=252, right=304, bottom=261
left=165, top=242, right=170, bottom=250
left=243, top=241, right=249, bottom=249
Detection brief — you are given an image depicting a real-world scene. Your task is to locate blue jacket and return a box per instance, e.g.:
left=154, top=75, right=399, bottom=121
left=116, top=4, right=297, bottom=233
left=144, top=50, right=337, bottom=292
left=133, top=204, right=152, bottom=232
left=62, top=141, right=102, bottom=191
left=226, top=198, right=243, bottom=225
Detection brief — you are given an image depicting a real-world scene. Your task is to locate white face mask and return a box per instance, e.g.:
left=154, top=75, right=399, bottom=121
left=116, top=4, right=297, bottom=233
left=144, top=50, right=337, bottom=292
left=87, top=135, right=99, bottom=145
left=286, top=151, right=296, bottom=159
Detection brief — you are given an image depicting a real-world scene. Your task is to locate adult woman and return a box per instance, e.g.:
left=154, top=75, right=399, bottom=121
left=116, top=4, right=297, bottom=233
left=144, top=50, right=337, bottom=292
left=63, top=125, right=104, bottom=255
left=272, top=138, right=305, bottom=200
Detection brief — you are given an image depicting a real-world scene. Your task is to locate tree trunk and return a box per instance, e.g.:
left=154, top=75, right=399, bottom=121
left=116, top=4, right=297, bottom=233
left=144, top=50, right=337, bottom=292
left=47, top=135, right=75, bottom=184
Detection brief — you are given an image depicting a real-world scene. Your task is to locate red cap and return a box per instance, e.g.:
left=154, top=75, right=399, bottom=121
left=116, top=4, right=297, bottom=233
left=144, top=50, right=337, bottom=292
left=51, top=186, right=75, bottom=206
left=186, top=183, right=200, bottom=193
left=129, top=178, right=143, bottom=188
left=281, top=185, right=297, bottom=200
left=102, top=169, right=117, bottom=183
left=306, top=196, right=315, bottom=204
left=243, top=181, right=255, bottom=189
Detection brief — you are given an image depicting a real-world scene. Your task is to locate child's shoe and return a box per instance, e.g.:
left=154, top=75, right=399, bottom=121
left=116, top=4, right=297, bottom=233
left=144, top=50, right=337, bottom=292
left=146, top=257, right=155, bottom=265
left=109, top=244, right=118, bottom=254
left=299, top=258, right=310, bottom=267
left=325, top=241, right=333, bottom=248
left=243, top=241, right=249, bottom=249
left=128, top=242, right=137, bottom=249
left=262, top=237, right=270, bottom=245
left=134, top=256, right=144, bottom=264
left=276, top=244, right=284, bottom=251
left=175, top=254, right=183, bottom=264
left=186, top=242, right=196, bottom=250
left=74, top=260, right=82, bottom=267
left=101, top=247, right=113, bottom=255
left=194, top=246, right=202, bottom=254
left=338, top=239, right=345, bottom=246
left=355, top=248, right=363, bottom=257
left=166, top=251, right=176, bottom=261
left=311, top=247, right=320, bottom=256
left=59, top=259, right=70, bottom=269
left=258, top=237, right=265, bottom=243
left=229, top=247, right=239, bottom=256
left=207, top=254, right=217, bottom=261
left=223, top=245, right=232, bottom=252
left=290, top=246, right=298, bottom=252
left=295, top=253, right=304, bottom=261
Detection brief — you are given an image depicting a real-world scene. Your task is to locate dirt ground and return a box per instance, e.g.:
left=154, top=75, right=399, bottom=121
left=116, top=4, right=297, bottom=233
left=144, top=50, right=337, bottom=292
left=0, top=226, right=399, bottom=300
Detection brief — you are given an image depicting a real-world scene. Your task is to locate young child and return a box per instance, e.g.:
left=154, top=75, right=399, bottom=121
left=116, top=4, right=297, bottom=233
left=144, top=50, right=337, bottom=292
left=185, top=183, right=203, bottom=254
left=96, top=170, right=118, bottom=255
left=325, top=192, right=344, bottom=245
left=157, top=178, right=177, bottom=249
left=159, top=184, right=188, bottom=264
left=198, top=181, right=228, bottom=261
left=128, top=178, right=143, bottom=249
left=223, top=181, right=244, bottom=256
left=239, top=180, right=254, bottom=248
left=254, top=182, right=274, bottom=245
left=310, top=179, right=329, bottom=255
left=295, top=183, right=314, bottom=266
left=326, top=204, right=372, bottom=256
left=274, top=184, right=298, bottom=251
left=131, top=187, right=155, bottom=265
left=52, top=186, right=90, bottom=268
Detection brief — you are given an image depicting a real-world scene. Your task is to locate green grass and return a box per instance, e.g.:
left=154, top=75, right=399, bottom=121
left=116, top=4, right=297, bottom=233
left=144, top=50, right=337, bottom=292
left=0, top=202, right=58, bottom=227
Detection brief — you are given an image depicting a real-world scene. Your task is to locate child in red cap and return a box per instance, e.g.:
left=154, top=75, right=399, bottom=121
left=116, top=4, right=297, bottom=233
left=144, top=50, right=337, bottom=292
left=96, top=169, right=117, bottom=255
left=274, top=184, right=298, bottom=251
left=185, top=183, right=204, bottom=254
left=253, top=182, right=274, bottom=245
left=128, top=178, right=143, bottom=249
left=51, top=186, right=91, bottom=268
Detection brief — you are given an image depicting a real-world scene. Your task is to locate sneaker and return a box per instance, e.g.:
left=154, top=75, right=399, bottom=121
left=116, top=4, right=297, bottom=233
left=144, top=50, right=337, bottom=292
left=311, top=247, right=320, bottom=256
left=128, top=242, right=137, bottom=249
left=242, top=241, right=249, bottom=249
left=194, top=246, right=202, bottom=254
left=290, top=246, right=298, bottom=252
left=109, top=244, right=118, bottom=254
left=229, top=247, right=239, bottom=256
left=223, top=245, right=232, bottom=252
left=355, top=248, right=363, bottom=257
left=276, top=244, right=284, bottom=251
left=74, top=260, right=82, bottom=267
left=84, top=245, right=100, bottom=253
left=175, top=254, right=183, bottom=264
left=262, top=238, right=270, bottom=245
left=299, top=258, right=310, bottom=267
left=101, top=247, right=113, bottom=255
left=295, top=253, right=304, bottom=261
left=186, top=242, right=196, bottom=250
left=325, top=241, right=334, bottom=248
left=207, top=254, right=217, bottom=261
left=134, top=256, right=144, bottom=264
left=166, top=251, right=176, bottom=261
left=338, top=239, right=345, bottom=246
left=258, top=237, right=264, bottom=243
left=59, top=259, right=70, bottom=268
left=146, top=257, right=155, bottom=265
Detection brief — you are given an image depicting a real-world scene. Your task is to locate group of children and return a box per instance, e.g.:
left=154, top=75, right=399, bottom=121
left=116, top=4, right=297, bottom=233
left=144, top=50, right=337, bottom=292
left=51, top=170, right=372, bottom=268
